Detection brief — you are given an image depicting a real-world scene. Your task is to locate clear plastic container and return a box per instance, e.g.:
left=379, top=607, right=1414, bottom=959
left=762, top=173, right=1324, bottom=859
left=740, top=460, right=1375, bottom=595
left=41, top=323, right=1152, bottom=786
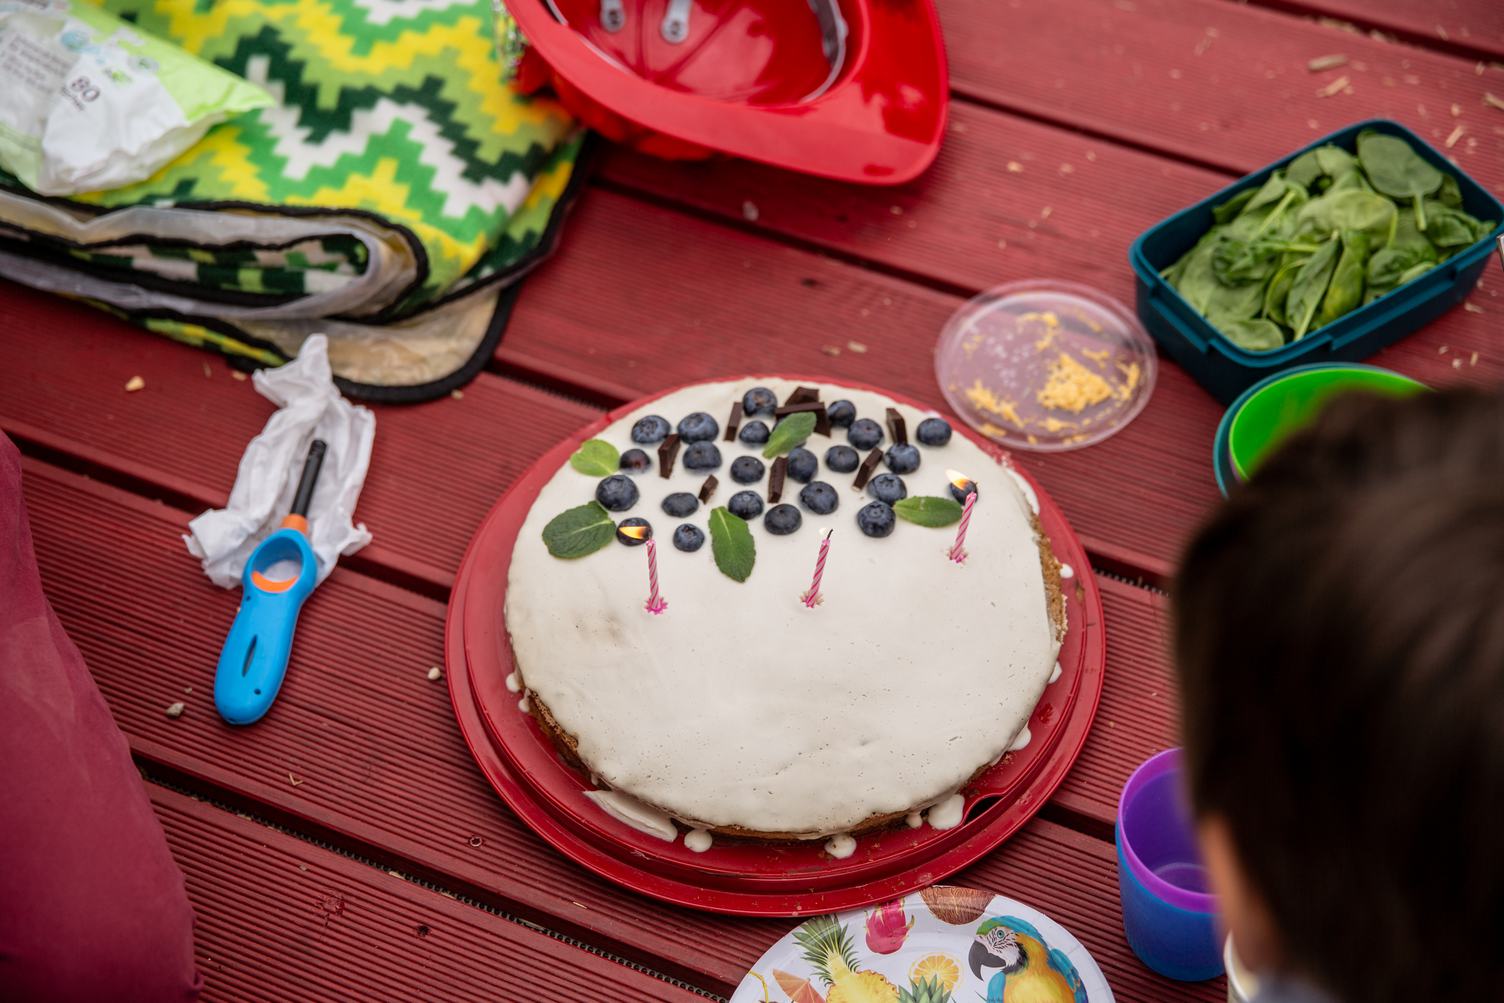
left=934, top=279, right=1158, bottom=452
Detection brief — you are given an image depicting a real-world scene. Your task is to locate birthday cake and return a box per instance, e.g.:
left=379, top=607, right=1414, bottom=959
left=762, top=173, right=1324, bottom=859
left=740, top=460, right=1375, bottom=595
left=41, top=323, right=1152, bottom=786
left=505, top=379, right=1065, bottom=851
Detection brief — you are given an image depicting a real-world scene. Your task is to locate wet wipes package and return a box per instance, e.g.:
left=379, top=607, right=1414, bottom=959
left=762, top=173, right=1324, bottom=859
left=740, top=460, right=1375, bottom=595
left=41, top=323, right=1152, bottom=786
left=0, top=0, right=269, bottom=195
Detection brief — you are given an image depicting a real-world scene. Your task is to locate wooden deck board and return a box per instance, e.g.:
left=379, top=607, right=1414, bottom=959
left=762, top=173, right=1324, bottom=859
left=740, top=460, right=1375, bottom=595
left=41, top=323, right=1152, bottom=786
left=937, top=0, right=1504, bottom=187
left=0, top=281, right=599, bottom=593
left=24, top=456, right=1196, bottom=999
left=151, top=784, right=707, bottom=1002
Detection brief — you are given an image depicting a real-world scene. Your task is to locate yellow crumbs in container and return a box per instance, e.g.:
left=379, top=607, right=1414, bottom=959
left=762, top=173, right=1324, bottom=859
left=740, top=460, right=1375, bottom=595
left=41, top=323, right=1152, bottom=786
left=1037, top=352, right=1113, bottom=414
left=965, top=379, right=1025, bottom=427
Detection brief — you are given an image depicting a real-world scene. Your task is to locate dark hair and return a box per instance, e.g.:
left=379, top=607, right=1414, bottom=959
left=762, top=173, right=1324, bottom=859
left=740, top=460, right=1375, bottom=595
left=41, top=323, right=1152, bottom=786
left=1174, top=387, right=1504, bottom=1003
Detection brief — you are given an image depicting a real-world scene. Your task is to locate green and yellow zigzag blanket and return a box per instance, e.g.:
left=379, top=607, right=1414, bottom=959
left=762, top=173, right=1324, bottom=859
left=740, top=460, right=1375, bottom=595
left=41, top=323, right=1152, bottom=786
left=0, top=0, right=582, bottom=399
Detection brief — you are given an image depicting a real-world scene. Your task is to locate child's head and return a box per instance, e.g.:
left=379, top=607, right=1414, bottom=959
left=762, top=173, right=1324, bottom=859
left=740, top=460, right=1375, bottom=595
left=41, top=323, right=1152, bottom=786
left=1174, top=387, right=1504, bottom=1003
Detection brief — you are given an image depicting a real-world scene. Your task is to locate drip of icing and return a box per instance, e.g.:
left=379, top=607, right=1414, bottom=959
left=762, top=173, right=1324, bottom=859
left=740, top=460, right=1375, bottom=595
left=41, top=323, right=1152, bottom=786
left=824, top=833, right=857, bottom=859
left=583, top=790, right=677, bottom=841
left=1060, top=563, right=1075, bottom=579
left=505, top=671, right=521, bottom=693
left=905, top=812, right=923, bottom=829
left=517, top=695, right=530, bottom=713
left=1004, top=465, right=1041, bottom=516
left=1007, top=725, right=1032, bottom=752
left=684, top=828, right=713, bottom=853
left=926, top=793, right=966, bottom=830
left=1050, top=660, right=1062, bottom=684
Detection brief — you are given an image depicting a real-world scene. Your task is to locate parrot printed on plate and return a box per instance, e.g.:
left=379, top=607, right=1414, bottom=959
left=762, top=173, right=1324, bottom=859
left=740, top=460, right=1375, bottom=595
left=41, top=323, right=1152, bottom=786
left=968, top=916, right=1088, bottom=1003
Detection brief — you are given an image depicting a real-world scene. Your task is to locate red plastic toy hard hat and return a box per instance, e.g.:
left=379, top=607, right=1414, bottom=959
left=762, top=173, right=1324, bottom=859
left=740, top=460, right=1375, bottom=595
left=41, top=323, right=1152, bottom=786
left=508, top=0, right=948, bottom=184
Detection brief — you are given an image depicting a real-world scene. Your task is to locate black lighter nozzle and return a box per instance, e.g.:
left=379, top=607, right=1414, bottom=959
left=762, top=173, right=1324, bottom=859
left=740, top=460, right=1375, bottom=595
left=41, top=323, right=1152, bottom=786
left=289, top=439, right=328, bottom=519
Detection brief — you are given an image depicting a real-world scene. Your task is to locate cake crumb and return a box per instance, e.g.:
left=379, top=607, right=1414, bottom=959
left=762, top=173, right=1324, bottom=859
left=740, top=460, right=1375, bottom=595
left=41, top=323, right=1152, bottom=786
left=1439, top=345, right=1450, bottom=355
left=450, top=389, right=464, bottom=400
left=1006, top=161, right=1024, bottom=173
left=202, top=361, right=213, bottom=378
left=232, top=371, right=248, bottom=381
left=1483, top=93, right=1504, bottom=113
left=1452, top=357, right=1463, bottom=369
left=1444, top=125, right=1465, bottom=148
left=1470, top=351, right=1479, bottom=366
left=288, top=773, right=303, bottom=787
left=427, top=666, right=443, bottom=681
left=889, top=205, right=903, bottom=216
left=1316, top=75, right=1350, bottom=98
left=1451, top=103, right=1463, bottom=118
left=1307, top=54, right=1347, bottom=72
left=821, top=345, right=841, bottom=357
left=165, top=702, right=185, bottom=718
left=1464, top=302, right=1485, bottom=314
left=124, top=375, right=145, bottom=392
left=741, top=201, right=759, bottom=222
left=846, top=340, right=868, bottom=354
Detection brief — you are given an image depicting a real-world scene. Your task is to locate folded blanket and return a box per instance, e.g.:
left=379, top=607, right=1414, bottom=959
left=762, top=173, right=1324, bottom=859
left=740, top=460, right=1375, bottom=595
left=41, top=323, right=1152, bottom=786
left=0, top=0, right=583, bottom=400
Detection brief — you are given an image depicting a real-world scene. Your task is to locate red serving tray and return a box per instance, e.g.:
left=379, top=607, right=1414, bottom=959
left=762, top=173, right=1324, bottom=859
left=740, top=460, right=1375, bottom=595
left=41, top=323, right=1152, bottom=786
left=446, top=377, right=1106, bottom=915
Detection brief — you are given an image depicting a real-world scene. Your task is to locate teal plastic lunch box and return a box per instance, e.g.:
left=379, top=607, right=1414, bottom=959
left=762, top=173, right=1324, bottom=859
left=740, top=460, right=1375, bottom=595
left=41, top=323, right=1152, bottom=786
left=1129, top=119, right=1504, bottom=404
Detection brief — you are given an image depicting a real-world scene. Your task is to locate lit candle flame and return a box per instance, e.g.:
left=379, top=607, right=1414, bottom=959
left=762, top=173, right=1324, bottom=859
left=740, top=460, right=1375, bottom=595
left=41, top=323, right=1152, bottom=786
left=947, top=468, right=974, bottom=491
left=619, top=523, right=650, bottom=541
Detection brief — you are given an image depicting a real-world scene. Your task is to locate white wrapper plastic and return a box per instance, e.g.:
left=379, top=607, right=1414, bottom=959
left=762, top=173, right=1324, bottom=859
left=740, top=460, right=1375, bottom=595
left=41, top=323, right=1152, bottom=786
left=185, top=336, right=375, bottom=589
left=0, top=0, right=269, bottom=195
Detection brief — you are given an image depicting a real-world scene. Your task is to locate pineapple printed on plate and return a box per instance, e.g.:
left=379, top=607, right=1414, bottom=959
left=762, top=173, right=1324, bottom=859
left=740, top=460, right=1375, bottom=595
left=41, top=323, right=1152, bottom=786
left=730, top=887, right=1111, bottom=1003
left=797, top=917, right=906, bottom=1003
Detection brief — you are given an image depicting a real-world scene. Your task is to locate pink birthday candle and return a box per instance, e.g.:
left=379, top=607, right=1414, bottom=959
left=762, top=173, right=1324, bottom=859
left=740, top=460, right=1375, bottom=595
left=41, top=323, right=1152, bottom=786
left=949, top=474, right=977, bottom=564
left=644, top=537, right=667, bottom=614
left=801, top=529, right=832, bottom=608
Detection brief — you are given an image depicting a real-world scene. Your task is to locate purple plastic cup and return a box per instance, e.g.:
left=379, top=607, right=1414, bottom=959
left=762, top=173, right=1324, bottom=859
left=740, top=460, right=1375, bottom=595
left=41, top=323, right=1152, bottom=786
left=1115, top=748, right=1224, bottom=981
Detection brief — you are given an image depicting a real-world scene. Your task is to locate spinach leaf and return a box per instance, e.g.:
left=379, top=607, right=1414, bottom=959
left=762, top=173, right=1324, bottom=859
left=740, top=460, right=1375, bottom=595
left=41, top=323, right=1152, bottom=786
left=1316, top=230, right=1369, bottom=328
left=1423, top=203, right=1491, bottom=249
left=1211, top=188, right=1257, bottom=224
left=1294, top=189, right=1396, bottom=246
left=1218, top=318, right=1286, bottom=352
left=1204, top=278, right=1267, bottom=326
left=1285, top=149, right=1324, bottom=189
left=1286, top=235, right=1341, bottom=340
left=1263, top=261, right=1300, bottom=328
left=1357, top=131, right=1443, bottom=231
left=1438, top=174, right=1463, bottom=208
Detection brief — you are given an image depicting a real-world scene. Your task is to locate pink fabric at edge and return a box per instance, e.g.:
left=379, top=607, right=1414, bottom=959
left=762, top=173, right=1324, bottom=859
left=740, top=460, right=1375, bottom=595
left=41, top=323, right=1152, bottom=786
left=0, top=435, right=202, bottom=1002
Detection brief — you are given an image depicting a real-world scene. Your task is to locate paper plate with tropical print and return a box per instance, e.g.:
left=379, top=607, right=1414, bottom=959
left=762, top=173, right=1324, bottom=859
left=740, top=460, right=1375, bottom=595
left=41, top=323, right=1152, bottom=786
left=730, top=886, right=1113, bottom=1003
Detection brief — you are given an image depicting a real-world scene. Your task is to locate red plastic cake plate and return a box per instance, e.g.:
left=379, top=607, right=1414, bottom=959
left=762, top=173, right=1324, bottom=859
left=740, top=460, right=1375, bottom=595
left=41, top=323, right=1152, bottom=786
left=446, top=377, right=1106, bottom=916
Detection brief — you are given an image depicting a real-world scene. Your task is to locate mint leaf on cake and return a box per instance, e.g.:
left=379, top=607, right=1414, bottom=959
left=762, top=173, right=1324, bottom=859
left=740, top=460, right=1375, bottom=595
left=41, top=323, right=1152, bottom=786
left=762, top=411, right=816, bottom=459
left=708, top=505, right=756, bottom=582
left=893, top=496, right=964, bottom=527
left=542, top=501, right=616, bottom=558
left=569, top=438, right=620, bottom=476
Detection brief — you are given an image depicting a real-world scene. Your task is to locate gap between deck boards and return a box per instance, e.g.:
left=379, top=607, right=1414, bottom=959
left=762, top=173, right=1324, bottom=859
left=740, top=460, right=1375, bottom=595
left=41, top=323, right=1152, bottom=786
left=144, top=767, right=729, bottom=1002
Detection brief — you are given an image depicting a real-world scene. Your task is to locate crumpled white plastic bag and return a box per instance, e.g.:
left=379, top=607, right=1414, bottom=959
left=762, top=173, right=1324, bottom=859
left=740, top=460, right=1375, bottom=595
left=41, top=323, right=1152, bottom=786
left=185, top=335, right=374, bottom=589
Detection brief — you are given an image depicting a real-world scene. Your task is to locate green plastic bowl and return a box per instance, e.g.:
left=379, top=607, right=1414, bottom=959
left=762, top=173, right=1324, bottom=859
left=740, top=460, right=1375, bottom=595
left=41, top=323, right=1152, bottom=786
left=1227, top=365, right=1427, bottom=480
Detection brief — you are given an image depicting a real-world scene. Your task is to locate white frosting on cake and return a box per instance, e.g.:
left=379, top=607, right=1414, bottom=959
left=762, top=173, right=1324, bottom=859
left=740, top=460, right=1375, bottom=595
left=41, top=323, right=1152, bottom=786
left=926, top=793, right=966, bottom=830
left=506, top=379, right=1062, bottom=837
left=584, top=790, right=677, bottom=841
left=825, top=833, right=857, bottom=859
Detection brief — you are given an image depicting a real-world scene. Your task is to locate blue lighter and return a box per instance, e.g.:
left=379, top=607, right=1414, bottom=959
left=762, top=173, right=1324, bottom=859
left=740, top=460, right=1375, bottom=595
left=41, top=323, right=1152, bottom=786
left=214, top=439, right=327, bottom=725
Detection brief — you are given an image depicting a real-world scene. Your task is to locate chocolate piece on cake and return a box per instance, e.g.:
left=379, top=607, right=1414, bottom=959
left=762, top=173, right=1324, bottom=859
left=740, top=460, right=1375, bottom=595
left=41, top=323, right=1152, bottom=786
left=885, top=407, right=908, bottom=445
left=698, top=475, right=719, bottom=503
left=658, top=434, right=681, bottom=479
left=782, top=385, right=821, bottom=407
left=767, top=456, right=788, bottom=503
left=774, top=399, right=832, bottom=436
left=724, top=403, right=743, bottom=442
left=852, top=447, right=884, bottom=491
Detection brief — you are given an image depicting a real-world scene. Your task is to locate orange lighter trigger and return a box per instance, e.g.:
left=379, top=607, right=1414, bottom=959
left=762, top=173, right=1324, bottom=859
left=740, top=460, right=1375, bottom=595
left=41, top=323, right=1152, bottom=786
left=280, top=513, right=309, bottom=535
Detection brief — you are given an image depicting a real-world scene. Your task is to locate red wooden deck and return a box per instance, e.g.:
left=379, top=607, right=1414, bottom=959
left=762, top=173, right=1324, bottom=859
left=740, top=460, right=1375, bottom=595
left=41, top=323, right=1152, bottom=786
left=4, top=0, right=1500, bottom=998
